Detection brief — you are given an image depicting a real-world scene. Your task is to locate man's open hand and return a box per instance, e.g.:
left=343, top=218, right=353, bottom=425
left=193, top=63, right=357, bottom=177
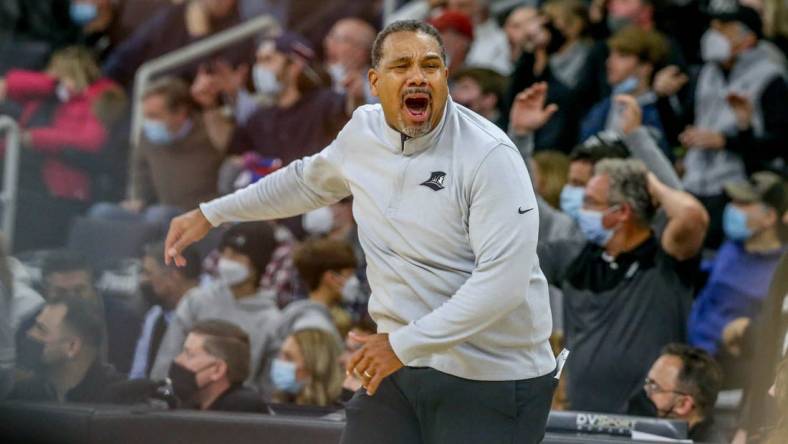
left=346, top=333, right=403, bottom=396
left=164, top=209, right=213, bottom=266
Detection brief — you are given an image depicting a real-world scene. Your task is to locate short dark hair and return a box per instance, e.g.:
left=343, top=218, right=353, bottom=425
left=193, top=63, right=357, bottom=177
left=143, top=76, right=194, bottom=113
left=48, top=293, right=105, bottom=349
left=661, top=343, right=723, bottom=420
left=293, top=238, right=357, bottom=291
left=42, top=250, right=92, bottom=281
left=143, top=241, right=202, bottom=281
left=451, top=67, right=507, bottom=100
left=371, top=20, right=446, bottom=68
left=190, top=320, right=251, bottom=384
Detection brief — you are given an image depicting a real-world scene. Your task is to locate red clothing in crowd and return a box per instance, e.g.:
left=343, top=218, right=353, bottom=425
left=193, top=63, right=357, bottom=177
left=5, top=69, right=118, bottom=201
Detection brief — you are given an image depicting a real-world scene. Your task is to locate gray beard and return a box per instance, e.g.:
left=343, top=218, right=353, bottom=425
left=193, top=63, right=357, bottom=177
left=397, top=114, right=431, bottom=138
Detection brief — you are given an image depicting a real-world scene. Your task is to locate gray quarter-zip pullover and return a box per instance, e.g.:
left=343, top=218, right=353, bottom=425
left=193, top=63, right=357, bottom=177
left=201, top=99, right=555, bottom=381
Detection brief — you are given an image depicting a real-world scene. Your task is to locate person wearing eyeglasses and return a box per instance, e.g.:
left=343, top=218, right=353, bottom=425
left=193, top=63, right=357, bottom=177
left=629, top=343, right=726, bottom=443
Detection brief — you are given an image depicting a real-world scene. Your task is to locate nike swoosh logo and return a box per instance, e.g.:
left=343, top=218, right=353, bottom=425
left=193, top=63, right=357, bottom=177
left=518, top=207, right=533, bottom=214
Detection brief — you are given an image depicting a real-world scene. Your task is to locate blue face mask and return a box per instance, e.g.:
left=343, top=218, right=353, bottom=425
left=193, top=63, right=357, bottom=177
left=723, top=204, right=753, bottom=242
left=271, top=358, right=303, bottom=395
left=612, top=75, right=639, bottom=95
left=578, top=207, right=618, bottom=246
left=70, top=2, right=98, bottom=26
left=253, top=65, right=282, bottom=96
left=560, top=185, right=585, bottom=221
left=142, top=119, right=174, bottom=145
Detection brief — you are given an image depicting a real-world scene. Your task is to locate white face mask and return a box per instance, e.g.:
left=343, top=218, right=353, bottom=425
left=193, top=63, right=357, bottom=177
left=217, top=257, right=250, bottom=286
left=700, top=29, right=732, bottom=64
left=302, top=206, right=334, bottom=236
left=55, top=83, right=71, bottom=102
left=327, top=63, right=347, bottom=84
left=252, top=65, right=282, bottom=96
left=341, top=275, right=362, bottom=304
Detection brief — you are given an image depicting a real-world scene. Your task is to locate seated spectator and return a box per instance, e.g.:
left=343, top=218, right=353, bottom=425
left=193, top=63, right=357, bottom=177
left=88, top=76, right=224, bottom=230
left=168, top=319, right=268, bottom=412
left=270, top=328, right=343, bottom=407
left=129, top=242, right=201, bottom=380
left=539, top=158, right=708, bottom=413
left=628, top=344, right=725, bottom=443
left=228, top=33, right=356, bottom=167
left=688, top=172, right=787, bottom=356
left=0, top=46, right=126, bottom=251
left=505, top=0, right=592, bottom=151
left=447, top=0, right=511, bottom=75
left=15, top=250, right=141, bottom=375
left=429, top=10, right=475, bottom=75
left=102, top=0, right=255, bottom=88
left=289, top=238, right=357, bottom=338
left=450, top=67, right=506, bottom=128
left=532, top=150, right=570, bottom=210
left=579, top=26, right=670, bottom=156
left=323, top=17, right=377, bottom=104
left=151, top=222, right=281, bottom=388
left=301, top=198, right=369, bottom=318
left=503, top=6, right=538, bottom=65
left=11, top=294, right=124, bottom=403
left=673, top=3, right=788, bottom=247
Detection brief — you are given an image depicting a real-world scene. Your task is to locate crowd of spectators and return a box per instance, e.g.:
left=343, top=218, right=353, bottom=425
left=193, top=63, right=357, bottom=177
left=0, top=0, right=787, bottom=443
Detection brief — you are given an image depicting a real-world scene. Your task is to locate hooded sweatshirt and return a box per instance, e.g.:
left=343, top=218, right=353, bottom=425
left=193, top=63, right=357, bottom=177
left=150, top=281, right=281, bottom=386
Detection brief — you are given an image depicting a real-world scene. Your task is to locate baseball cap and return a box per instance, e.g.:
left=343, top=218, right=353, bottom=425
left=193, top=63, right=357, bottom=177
left=273, top=32, right=316, bottom=63
left=705, top=0, right=763, bottom=38
left=724, top=171, right=787, bottom=213
left=219, top=221, right=277, bottom=276
left=429, top=10, right=474, bottom=41
left=570, top=130, right=630, bottom=163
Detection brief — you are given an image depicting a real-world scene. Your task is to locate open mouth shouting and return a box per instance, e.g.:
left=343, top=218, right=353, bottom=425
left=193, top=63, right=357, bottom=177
left=402, top=88, right=432, bottom=124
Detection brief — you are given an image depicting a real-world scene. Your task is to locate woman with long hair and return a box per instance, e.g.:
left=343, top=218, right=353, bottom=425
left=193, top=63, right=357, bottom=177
left=270, top=328, right=343, bottom=407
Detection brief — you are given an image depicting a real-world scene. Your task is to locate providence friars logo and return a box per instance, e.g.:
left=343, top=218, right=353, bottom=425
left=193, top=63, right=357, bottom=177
left=420, top=171, right=447, bottom=191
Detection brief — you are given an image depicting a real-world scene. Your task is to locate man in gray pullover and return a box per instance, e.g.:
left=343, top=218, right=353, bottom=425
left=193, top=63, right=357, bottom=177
left=164, top=20, right=556, bottom=443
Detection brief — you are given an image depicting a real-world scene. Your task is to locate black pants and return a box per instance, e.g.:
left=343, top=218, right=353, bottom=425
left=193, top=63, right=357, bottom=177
left=341, top=367, right=556, bottom=444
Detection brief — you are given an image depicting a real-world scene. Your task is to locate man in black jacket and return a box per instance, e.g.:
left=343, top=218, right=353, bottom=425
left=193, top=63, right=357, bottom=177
left=11, top=294, right=124, bottom=403
left=167, top=319, right=268, bottom=413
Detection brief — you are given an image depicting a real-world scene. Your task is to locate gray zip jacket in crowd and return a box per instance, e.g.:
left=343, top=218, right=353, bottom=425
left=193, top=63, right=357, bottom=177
left=201, top=99, right=556, bottom=381
left=150, top=281, right=281, bottom=386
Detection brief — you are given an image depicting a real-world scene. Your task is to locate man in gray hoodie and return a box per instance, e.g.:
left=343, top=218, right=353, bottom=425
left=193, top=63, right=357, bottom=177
left=151, top=222, right=281, bottom=388
left=164, top=20, right=555, bottom=444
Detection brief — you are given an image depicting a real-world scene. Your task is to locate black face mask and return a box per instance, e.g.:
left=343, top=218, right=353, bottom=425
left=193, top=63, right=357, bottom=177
left=545, top=20, right=567, bottom=55
left=167, top=361, right=215, bottom=407
left=16, top=336, right=46, bottom=372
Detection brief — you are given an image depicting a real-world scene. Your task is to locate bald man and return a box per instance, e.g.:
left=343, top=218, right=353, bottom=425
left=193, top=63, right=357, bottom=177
left=324, top=18, right=378, bottom=104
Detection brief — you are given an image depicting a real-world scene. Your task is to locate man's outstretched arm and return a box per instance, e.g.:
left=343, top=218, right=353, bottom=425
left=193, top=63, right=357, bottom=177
left=165, top=141, right=350, bottom=265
